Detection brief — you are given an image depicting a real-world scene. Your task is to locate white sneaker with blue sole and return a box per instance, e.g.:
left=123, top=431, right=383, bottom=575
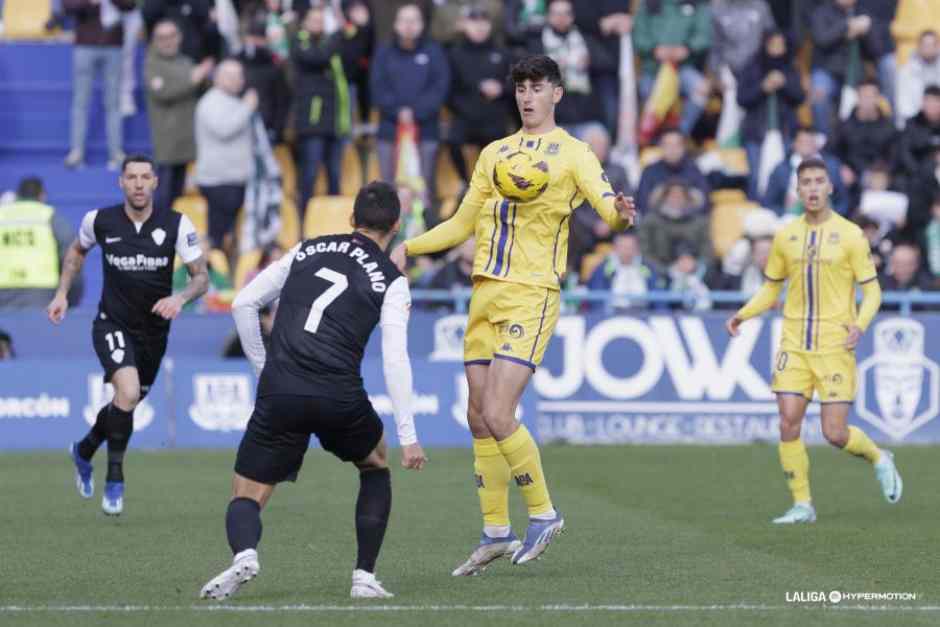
left=772, top=502, right=816, bottom=524
left=102, top=481, right=123, bottom=516
left=451, top=532, right=522, bottom=576
left=875, top=450, right=903, bottom=504
left=200, top=549, right=260, bottom=600
left=511, top=512, right=565, bottom=565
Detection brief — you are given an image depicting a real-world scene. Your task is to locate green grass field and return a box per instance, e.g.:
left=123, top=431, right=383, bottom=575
left=1, top=445, right=936, bottom=626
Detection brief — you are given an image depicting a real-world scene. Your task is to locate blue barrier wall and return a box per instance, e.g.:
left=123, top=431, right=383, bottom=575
left=1, top=312, right=938, bottom=449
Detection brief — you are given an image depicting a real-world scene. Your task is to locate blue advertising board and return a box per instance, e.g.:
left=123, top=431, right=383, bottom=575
left=1, top=313, right=938, bottom=448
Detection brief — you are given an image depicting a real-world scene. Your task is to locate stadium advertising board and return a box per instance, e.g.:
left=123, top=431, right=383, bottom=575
left=0, top=313, right=937, bottom=448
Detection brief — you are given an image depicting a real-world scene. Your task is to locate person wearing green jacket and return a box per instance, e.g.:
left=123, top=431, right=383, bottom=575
left=633, top=0, right=712, bottom=135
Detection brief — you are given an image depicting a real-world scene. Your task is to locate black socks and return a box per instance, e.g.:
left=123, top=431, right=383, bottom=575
left=355, top=468, right=392, bottom=573
left=226, top=497, right=263, bottom=555
left=105, top=404, right=133, bottom=483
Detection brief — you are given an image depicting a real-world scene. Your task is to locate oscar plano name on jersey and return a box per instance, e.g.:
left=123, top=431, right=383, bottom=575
left=294, top=239, right=390, bottom=293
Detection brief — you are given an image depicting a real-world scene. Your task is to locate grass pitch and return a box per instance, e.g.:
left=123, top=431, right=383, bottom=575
left=0, top=445, right=936, bottom=626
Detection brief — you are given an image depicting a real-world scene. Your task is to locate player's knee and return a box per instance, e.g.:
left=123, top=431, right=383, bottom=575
left=778, top=416, right=802, bottom=440
left=822, top=424, right=849, bottom=448
left=113, top=384, right=140, bottom=410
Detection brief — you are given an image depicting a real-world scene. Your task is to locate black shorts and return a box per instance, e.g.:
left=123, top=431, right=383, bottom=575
left=234, top=393, right=384, bottom=484
left=91, top=318, right=168, bottom=395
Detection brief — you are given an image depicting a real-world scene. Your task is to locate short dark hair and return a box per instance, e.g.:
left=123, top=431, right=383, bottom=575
left=16, top=176, right=44, bottom=201
left=353, top=181, right=401, bottom=233
left=121, top=154, right=156, bottom=174
left=796, top=157, right=829, bottom=179
left=920, top=29, right=939, bottom=42
left=925, top=85, right=940, bottom=99
left=510, top=54, right=562, bottom=86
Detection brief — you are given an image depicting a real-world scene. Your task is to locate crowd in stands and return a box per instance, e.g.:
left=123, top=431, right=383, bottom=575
left=3, top=0, right=940, bottom=314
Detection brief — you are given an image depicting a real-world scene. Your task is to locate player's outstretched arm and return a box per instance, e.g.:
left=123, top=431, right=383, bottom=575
left=47, top=239, right=89, bottom=324
left=380, top=277, right=426, bottom=470
left=726, top=280, right=784, bottom=336
left=573, top=143, right=634, bottom=230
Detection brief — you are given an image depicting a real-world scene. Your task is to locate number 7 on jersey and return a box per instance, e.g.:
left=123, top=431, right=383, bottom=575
left=304, top=268, right=348, bottom=334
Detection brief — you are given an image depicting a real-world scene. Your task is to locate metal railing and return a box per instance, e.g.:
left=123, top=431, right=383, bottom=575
left=409, top=289, right=940, bottom=316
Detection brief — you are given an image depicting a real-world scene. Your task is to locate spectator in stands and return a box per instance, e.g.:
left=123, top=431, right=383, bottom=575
left=237, top=9, right=290, bottom=145
left=638, top=178, right=711, bottom=274
left=858, top=0, right=897, bottom=110
left=370, top=3, right=450, bottom=202
left=195, top=59, right=257, bottom=252
left=896, top=30, right=940, bottom=128
left=120, top=2, right=144, bottom=117
left=145, top=19, right=214, bottom=213
left=370, top=0, right=433, bottom=44
left=829, top=78, right=898, bottom=205
left=143, top=0, right=223, bottom=62
left=881, top=243, right=936, bottom=309
left=905, top=148, right=940, bottom=242
left=427, top=237, right=475, bottom=291
left=527, top=0, right=614, bottom=141
left=924, top=195, right=940, bottom=287
left=291, top=5, right=351, bottom=216
left=710, top=0, right=775, bottom=78
left=504, top=0, right=547, bottom=52
left=668, top=243, right=712, bottom=311
left=0, top=177, right=83, bottom=309
left=572, top=0, right=633, bottom=139
left=892, top=1, right=940, bottom=76
left=857, top=161, right=909, bottom=234
left=446, top=5, right=511, bottom=185
left=764, top=126, right=850, bottom=215
left=737, top=29, right=805, bottom=200
left=63, top=0, right=137, bottom=170
left=706, top=207, right=779, bottom=296
left=430, top=0, right=503, bottom=45
left=0, top=330, right=13, bottom=360
left=338, top=0, right=375, bottom=127
left=238, top=0, right=292, bottom=61
left=898, top=85, right=940, bottom=181
left=243, top=242, right=285, bottom=286
left=587, top=231, right=659, bottom=311
left=808, top=0, right=895, bottom=140
left=635, top=129, right=710, bottom=216
left=633, top=0, right=712, bottom=137
left=856, top=214, right=890, bottom=272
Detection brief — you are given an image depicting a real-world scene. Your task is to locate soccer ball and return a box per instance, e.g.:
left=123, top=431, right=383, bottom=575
left=493, top=150, right=550, bottom=203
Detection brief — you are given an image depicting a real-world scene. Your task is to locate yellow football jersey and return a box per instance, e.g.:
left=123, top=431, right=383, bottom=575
left=406, top=127, right=629, bottom=290
left=766, top=213, right=878, bottom=353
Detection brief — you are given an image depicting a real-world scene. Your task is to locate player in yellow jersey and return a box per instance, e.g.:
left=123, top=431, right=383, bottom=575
left=391, top=55, right=635, bottom=572
left=727, top=158, right=902, bottom=524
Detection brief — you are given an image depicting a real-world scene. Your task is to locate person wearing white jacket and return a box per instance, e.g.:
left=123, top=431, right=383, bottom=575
left=195, top=59, right=257, bottom=250
left=896, top=29, right=940, bottom=127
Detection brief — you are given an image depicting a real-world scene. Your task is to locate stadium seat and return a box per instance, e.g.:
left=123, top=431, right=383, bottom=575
left=234, top=248, right=262, bottom=290
left=2, top=0, right=52, bottom=39
left=710, top=200, right=758, bottom=259
left=303, top=195, right=354, bottom=238
left=277, top=197, right=301, bottom=249
left=173, top=194, right=208, bottom=236
left=207, top=248, right=230, bottom=279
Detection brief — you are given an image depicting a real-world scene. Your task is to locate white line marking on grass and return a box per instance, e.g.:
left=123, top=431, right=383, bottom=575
left=1, top=605, right=938, bottom=613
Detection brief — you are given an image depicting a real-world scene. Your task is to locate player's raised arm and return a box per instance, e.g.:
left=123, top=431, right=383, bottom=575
left=380, top=276, right=426, bottom=470
left=727, top=231, right=787, bottom=336
left=572, top=143, right=635, bottom=230
left=231, top=244, right=298, bottom=376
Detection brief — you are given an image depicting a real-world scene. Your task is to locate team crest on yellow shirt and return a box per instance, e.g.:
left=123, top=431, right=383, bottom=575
left=828, top=232, right=840, bottom=244
left=509, top=324, right=525, bottom=339
left=546, top=142, right=560, bottom=155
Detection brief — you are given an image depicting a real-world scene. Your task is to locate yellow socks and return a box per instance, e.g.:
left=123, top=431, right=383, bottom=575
left=778, top=439, right=811, bottom=504
left=496, top=425, right=554, bottom=517
left=472, top=437, right=511, bottom=528
left=845, top=426, right=882, bottom=464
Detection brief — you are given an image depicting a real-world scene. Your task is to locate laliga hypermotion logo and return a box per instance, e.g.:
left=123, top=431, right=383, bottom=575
left=856, top=319, right=940, bottom=440
left=189, top=374, right=254, bottom=432
left=83, top=374, right=154, bottom=432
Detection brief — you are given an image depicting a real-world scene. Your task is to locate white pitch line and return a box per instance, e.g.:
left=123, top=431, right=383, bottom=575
left=0, top=604, right=938, bottom=613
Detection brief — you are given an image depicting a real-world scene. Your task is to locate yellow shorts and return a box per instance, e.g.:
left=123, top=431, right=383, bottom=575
left=771, top=349, right=857, bottom=403
left=463, top=278, right=560, bottom=370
